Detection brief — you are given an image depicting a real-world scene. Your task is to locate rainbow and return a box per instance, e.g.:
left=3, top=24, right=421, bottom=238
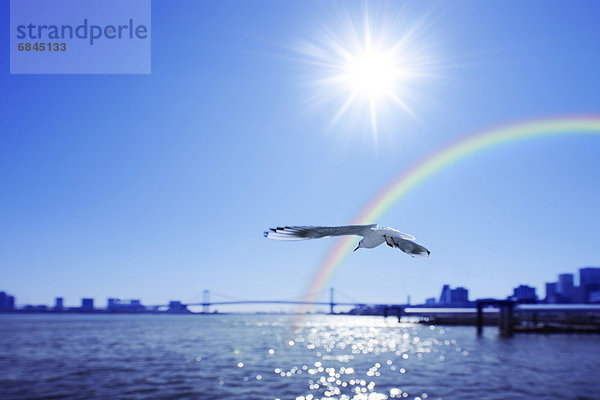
left=296, top=115, right=600, bottom=316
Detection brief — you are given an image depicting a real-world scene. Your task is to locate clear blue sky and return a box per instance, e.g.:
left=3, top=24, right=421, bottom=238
left=2, top=0, right=600, bottom=309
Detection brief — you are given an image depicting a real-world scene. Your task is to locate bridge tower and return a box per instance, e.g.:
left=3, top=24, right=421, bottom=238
left=330, top=287, right=334, bottom=314
left=203, top=290, right=210, bottom=313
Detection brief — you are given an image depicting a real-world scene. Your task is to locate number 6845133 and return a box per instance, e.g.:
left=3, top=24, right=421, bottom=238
left=18, top=42, right=67, bottom=51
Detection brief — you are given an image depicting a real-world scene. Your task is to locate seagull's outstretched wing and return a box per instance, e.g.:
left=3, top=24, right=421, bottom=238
left=384, top=235, right=430, bottom=258
left=264, top=224, right=377, bottom=240
left=372, top=227, right=415, bottom=241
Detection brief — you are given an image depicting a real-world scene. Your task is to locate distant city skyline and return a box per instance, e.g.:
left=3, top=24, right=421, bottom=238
left=3, top=266, right=598, bottom=312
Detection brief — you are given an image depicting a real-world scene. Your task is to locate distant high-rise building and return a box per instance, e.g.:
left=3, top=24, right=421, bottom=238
left=580, top=267, right=600, bottom=303
left=439, top=285, right=451, bottom=305
left=107, top=298, right=145, bottom=312
left=545, top=282, right=558, bottom=303
left=81, top=298, right=94, bottom=311
left=438, top=285, right=469, bottom=306
left=580, top=267, right=600, bottom=284
left=0, top=291, right=16, bottom=311
left=125, top=299, right=144, bottom=312
left=512, top=285, right=537, bottom=303
left=450, top=287, right=469, bottom=306
left=54, top=297, right=64, bottom=311
left=571, top=286, right=586, bottom=303
left=107, top=298, right=119, bottom=310
left=425, top=297, right=436, bottom=306
left=590, top=290, right=600, bottom=304
left=167, top=301, right=189, bottom=313
left=557, top=273, right=575, bottom=303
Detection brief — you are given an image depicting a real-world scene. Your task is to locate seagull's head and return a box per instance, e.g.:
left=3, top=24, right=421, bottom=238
left=354, top=240, right=363, bottom=252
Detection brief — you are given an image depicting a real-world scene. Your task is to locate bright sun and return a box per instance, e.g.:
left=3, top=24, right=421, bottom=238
left=344, top=49, right=396, bottom=98
left=298, top=8, right=436, bottom=142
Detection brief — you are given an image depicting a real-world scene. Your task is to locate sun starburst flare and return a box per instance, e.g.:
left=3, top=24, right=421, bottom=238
left=297, top=7, right=440, bottom=143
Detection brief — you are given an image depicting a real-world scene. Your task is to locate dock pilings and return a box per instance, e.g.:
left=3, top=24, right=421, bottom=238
left=477, top=299, right=516, bottom=337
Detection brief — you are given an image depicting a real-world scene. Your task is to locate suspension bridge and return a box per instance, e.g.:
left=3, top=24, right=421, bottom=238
left=153, top=288, right=402, bottom=314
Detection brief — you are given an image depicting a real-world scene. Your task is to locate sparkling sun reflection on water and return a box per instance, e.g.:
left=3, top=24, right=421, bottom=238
left=2, top=314, right=600, bottom=399
left=263, top=317, right=457, bottom=400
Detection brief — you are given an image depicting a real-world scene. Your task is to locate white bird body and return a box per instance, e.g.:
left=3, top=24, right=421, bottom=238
left=264, top=224, right=430, bottom=258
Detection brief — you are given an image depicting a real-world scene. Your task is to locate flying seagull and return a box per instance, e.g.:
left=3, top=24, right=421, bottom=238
left=264, top=224, right=430, bottom=258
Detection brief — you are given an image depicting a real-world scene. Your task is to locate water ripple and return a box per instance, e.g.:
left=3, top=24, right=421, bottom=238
left=1, top=314, right=599, bottom=399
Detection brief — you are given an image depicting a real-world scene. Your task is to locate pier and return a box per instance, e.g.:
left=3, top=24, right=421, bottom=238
left=476, top=299, right=516, bottom=337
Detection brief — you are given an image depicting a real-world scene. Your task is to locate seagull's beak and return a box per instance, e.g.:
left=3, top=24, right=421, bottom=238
left=353, top=245, right=359, bottom=252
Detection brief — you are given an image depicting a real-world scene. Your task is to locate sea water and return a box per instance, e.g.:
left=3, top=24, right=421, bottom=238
left=1, top=314, right=599, bottom=399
